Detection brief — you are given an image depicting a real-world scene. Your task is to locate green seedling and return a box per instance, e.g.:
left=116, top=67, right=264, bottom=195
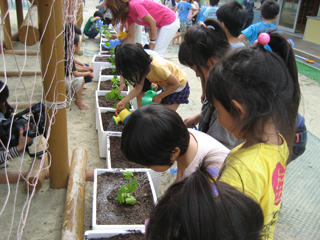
left=116, top=172, right=138, bottom=205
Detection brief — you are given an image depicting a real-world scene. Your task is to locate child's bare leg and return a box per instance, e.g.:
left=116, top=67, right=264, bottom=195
left=82, top=77, right=87, bottom=90
left=163, top=103, right=179, bottom=111
left=75, top=85, right=89, bottom=110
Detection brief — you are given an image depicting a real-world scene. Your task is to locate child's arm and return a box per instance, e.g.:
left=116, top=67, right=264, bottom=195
left=238, top=34, right=246, bottom=42
left=74, top=58, right=86, bottom=67
left=116, top=78, right=144, bottom=111
left=72, top=70, right=93, bottom=79
left=118, top=75, right=127, bottom=94
left=142, top=14, right=157, bottom=50
left=91, top=16, right=101, bottom=23
left=152, top=74, right=180, bottom=104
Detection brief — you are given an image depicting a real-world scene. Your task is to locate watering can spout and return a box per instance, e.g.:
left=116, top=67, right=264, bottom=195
left=112, top=108, right=131, bottom=125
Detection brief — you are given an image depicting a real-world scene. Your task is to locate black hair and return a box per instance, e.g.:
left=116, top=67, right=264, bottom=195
left=146, top=160, right=264, bottom=240
left=121, top=104, right=190, bottom=167
left=93, top=10, right=104, bottom=19
left=210, top=0, right=219, bottom=6
left=216, top=1, right=248, bottom=38
left=178, top=19, right=229, bottom=92
left=0, top=81, right=9, bottom=105
left=261, top=0, right=279, bottom=20
left=115, top=43, right=152, bottom=84
left=64, top=24, right=80, bottom=52
left=206, top=31, right=300, bottom=160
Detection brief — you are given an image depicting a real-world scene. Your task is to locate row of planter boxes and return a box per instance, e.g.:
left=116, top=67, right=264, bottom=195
left=90, top=53, right=160, bottom=238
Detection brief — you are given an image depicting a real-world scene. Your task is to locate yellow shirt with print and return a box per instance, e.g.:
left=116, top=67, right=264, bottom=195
left=220, top=135, right=288, bottom=240
left=146, top=57, right=187, bottom=89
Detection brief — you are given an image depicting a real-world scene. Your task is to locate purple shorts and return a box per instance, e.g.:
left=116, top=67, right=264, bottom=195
left=161, top=82, right=190, bottom=105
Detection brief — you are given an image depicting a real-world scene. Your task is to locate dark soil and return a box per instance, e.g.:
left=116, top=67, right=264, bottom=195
left=95, top=56, right=110, bottom=62
left=101, top=67, right=121, bottom=75
left=87, top=231, right=144, bottom=240
left=98, top=96, right=132, bottom=109
left=110, top=136, right=145, bottom=169
left=101, top=45, right=112, bottom=52
left=100, top=80, right=127, bottom=91
left=101, top=112, right=124, bottom=132
left=96, top=172, right=155, bottom=225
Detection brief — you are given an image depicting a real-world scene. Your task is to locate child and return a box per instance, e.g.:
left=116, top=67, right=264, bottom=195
left=83, top=11, right=104, bottom=41
left=239, top=0, right=280, bottom=44
left=179, top=19, right=237, bottom=150
left=216, top=1, right=248, bottom=48
left=146, top=160, right=264, bottom=240
left=115, top=43, right=190, bottom=112
left=172, top=0, right=193, bottom=44
left=203, top=0, right=219, bottom=20
left=64, top=33, right=93, bottom=110
left=242, top=0, right=254, bottom=29
left=0, top=81, right=33, bottom=168
left=206, top=31, right=300, bottom=239
left=121, top=104, right=229, bottom=184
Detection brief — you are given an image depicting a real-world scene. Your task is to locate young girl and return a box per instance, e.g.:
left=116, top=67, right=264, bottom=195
left=206, top=31, right=300, bottom=239
left=121, top=104, right=229, bottom=184
left=104, top=0, right=179, bottom=57
left=146, top=160, right=264, bottom=240
left=178, top=19, right=237, bottom=149
left=115, top=43, right=190, bottom=112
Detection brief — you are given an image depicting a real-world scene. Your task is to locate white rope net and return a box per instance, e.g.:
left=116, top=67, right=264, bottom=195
left=0, top=0, right=82, bottom=239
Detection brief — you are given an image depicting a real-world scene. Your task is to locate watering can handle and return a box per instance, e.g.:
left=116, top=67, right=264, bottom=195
left=115, top=107, right=125, bottom=116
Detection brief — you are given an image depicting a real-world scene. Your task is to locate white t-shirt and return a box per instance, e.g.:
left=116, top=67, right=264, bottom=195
left=181, top=129, right=230, bottom=179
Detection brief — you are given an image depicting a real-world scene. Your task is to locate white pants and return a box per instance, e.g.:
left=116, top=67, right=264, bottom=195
left=154, top=18, right=179, bottom=58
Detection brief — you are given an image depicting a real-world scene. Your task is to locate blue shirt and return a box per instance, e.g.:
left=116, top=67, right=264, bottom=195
left=197, top=6, right=207, bottom=24
left=203, top=6, right=219, bottom=19
left=242, top=21, right=279, bottom=44
left=242, top=0, right=254, bottom=18
left=177, top=1, right=192, bottom=23
left=296, top=113, right=305, bottom=129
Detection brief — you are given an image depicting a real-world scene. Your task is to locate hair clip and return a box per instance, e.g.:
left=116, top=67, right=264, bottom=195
left=198, top=21, right=215, bottom=30
left=207, top=166, right=219, bottom=197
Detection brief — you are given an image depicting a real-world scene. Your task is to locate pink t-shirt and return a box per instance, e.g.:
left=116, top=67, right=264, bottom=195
left=127, top=0, right=176, bottom=28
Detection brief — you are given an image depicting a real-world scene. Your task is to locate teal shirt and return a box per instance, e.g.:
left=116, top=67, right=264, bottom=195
left=84, top=16, right=96, bottom=34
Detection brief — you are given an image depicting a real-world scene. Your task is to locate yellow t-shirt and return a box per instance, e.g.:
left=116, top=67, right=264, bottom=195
left=146, top=57, right=187, bottom=89
left=220, top=135, right=288, bottom=240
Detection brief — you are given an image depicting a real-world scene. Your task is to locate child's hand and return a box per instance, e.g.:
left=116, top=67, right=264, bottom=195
left=16, top=127, right=34, bottom=152
left=89, top=73, right=94, bottom=79
left=118, top=82, right=127, bottom=94
left=108, top=34, right=117, bottom=40
left=116, top=100, right=126, bottom=112
left=88, top=67, right=94, bottom=72
left=184, top=115, right=200, bottom=128
left=152, top=94, right=162, bottom=104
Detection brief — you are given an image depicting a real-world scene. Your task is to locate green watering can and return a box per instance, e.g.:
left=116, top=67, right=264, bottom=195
left=141, top=86, right=157, bottom=106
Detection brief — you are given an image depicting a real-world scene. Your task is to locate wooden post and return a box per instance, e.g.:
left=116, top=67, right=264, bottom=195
left=24, top=153, right=49, bottom=192
left=18, top=4, right=40, bottom=46
left=16, top=0, right=24, bottom=29
left=61, top=148, right=87, bottom=240
left=0, top=0, right=13, bottom=50
left=76, top=0, right=83, bottom=28
left=38, top=0, right=69, bottom=189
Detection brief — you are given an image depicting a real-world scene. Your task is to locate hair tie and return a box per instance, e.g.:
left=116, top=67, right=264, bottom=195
left=254, top=32, right=270, bottom=46
left=207, top=166, right=219, bottom=197
left=198, top=21, right=215, bottom=30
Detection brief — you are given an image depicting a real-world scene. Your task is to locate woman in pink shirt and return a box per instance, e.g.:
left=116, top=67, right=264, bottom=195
left=105, top=0, right=179, bottom=57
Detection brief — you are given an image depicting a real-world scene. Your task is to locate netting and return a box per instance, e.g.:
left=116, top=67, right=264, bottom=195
left=0, top=0, right=82, bottom=239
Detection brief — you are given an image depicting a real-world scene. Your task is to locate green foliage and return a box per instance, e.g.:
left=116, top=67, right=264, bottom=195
left=105, top=75, right=130, bottom=110
left=115, top=172, right=138, bottom=205
left=100, top=26, right=111, bottom=38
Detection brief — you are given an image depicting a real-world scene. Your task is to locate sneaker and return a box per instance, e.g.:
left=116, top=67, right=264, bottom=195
left=0, top=161, right=9, bottom=169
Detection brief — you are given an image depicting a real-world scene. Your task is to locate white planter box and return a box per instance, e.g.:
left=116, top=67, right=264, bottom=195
left=98, top=75, right=123, bottom=91
left=84, top=230, right=145, bottom=239
left=100, top=42, right=111, bottom=53
left=91, top=54, right=112, bottom=81
left=92, top=169, right=157, bottom=231
left=106, top=134, right=161, bottom=198
left=97, top=105, right=134, bottom=157
left=99, top=66, right=117, bottom=79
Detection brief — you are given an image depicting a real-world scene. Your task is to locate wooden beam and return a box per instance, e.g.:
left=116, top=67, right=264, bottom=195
left=16, top=0, right=24, bottom=29
left=18, top=4, right=40, bottom=46
left=61, top=148, right=87, bottom=240
left=25, top=153, right=49, bottom=192
left=4, top=50, right=39, bottom=55
left=0, top=0, right=13, bottom=50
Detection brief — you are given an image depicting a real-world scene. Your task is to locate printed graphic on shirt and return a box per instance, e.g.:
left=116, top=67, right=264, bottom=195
left=272, top=162, right=285, bottom=206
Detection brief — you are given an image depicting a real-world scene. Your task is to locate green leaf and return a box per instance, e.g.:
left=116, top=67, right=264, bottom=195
left=125, top=196, right=136, bottom=205
left=112, top=68, right=116, bottom=73
left=124, top=171, right=133, bottom=179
